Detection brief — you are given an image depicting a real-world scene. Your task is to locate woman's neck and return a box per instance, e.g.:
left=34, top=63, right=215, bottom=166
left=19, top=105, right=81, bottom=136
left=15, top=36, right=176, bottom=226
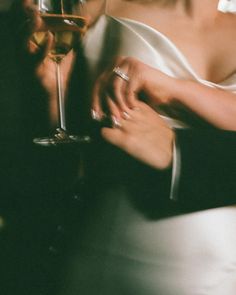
left=176, top=0, right=220, bottom=19
left=109, top=0, right=222, bottom=25
left=145, top=0, right=222, bottom=27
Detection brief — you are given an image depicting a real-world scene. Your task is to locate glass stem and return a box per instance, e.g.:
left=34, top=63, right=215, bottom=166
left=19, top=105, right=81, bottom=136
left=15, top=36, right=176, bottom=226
left=55, top=61, right=66, bottom=131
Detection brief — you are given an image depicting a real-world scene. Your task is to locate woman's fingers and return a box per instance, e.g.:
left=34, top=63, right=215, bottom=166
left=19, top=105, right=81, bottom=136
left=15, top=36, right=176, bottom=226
left=91, top=76, right=106, bottom=121
left=118, top=57, right=142, bottom=107
left=10, top=0, right=49, bottom=66
left=124, top=79, right=140, bottom=107
left=108, top=71, right=130, bottom=111
left=101, top=102, right=174, bottom=170
left=107, top=59, right=142, bottom=109
left=111, top=63, right=139, bottom=109
left=29, top=30, right=54, bottom=65
left=91, top=57, right=145, bottom=122
left=107, top=96, right=129, bottom=128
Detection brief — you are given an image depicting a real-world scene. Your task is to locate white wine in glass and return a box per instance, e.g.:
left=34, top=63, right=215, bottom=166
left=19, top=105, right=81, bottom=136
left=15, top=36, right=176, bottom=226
left=32, top=0, right=91, bottom=146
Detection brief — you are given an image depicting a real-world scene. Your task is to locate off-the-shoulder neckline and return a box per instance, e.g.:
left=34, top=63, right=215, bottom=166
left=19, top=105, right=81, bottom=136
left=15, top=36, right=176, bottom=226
left=107, top=15, right=236, bottom=85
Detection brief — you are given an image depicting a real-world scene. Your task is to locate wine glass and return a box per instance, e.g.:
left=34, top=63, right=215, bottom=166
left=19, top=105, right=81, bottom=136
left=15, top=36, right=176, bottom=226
left=32, top=0, right=91, bottom=146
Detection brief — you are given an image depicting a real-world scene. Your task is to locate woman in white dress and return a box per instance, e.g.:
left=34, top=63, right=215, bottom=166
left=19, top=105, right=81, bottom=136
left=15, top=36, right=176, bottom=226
left=12, top=0, right=236, bottom=294
left=62, top=1, right=236, bottom=295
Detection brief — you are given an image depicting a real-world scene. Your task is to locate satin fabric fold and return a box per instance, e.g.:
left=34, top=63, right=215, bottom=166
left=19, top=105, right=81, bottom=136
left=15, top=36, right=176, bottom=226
left=62, top=16, right=236, bottom=295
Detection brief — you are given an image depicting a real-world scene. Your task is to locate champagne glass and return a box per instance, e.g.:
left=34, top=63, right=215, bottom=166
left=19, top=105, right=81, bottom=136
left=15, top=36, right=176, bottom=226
left=32, top=0, right=91, bottom=146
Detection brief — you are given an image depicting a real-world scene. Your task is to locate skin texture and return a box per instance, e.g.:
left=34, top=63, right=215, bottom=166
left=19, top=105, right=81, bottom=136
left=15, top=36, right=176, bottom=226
left=90, top=0, right=236, bottom=170
left=11, top=0, right=105, bottom=126
left=13, top=0, right=236, bottom=170
left=92, top=56, right=236, bottom=130
left=97, top=0, right=236, bottom=111
left=12, top=0, right=175, bottom=170
left=101, top=101, right=174, bottom=169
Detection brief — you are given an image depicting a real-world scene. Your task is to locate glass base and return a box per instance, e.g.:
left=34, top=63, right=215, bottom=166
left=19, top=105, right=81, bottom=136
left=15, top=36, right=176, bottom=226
left=33, top=128, right=91, bottom=146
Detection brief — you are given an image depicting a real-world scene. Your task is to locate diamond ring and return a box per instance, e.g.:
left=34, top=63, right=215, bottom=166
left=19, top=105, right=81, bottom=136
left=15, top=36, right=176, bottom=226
left=113, top=67, right=130, bottom=82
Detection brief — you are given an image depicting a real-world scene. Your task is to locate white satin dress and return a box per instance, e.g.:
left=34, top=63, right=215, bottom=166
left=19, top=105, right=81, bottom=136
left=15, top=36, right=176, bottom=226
left=63, top=16, right=236, bottom=295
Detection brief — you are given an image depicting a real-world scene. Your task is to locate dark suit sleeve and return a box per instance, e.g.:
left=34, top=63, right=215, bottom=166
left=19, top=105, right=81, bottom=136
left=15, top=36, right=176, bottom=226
left=174, top=129, right=236, bottom=210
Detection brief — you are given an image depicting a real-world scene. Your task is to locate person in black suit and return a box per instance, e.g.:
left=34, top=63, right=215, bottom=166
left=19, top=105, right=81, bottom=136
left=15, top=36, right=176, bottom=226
left=0, top=3, right=82, bottom=295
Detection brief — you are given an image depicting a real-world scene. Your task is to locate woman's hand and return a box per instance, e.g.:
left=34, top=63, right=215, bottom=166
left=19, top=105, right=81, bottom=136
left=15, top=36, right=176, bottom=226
left=11, top=0, right=51, bottom=65
left=10, top=0, right=76, bottom=125
left=91, top=56, right=176, bottom=121
left=101, top=101, right=174, bottom=170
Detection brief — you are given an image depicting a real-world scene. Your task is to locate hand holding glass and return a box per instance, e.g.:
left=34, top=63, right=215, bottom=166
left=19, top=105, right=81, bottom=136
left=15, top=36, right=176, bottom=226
left=33, top=0, right=91, bottom=145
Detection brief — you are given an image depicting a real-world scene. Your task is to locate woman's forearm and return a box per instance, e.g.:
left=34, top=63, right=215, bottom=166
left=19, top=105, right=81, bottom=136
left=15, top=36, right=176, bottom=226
left=172, top=79, right=236, bottom=130
left=91, top=56, right=236, bottom=131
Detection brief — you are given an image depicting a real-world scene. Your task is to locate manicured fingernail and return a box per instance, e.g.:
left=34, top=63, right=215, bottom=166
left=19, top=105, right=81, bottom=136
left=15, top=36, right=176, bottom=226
left=91, top=109, right=102, bottom=121
left=122, top=111, right=131, bottom=119
left=111, top=115, right=122, bottom=128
